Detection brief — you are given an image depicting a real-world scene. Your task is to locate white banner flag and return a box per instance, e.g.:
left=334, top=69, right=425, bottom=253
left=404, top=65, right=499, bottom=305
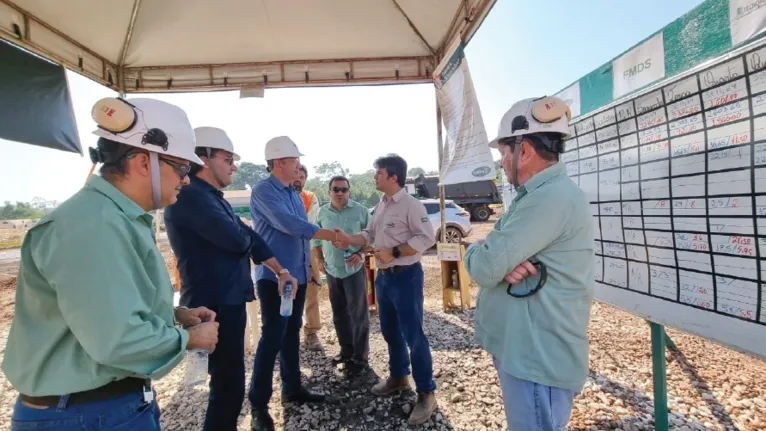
left=434, top=39, right=495, bottom=186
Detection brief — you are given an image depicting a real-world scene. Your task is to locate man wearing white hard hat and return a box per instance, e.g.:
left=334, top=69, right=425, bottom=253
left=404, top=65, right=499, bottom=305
left=464, top=96, right=595, bottom=431
left=164, top=127, right=297, bottom=430
left=3, top=98, right=220, bottom=429
left=248, top=136, right=347, bottom=430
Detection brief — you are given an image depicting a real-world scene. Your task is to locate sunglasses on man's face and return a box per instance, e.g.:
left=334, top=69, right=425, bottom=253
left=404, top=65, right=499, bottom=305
left=159, top=157, right=191, bottom=180
left=331, top=187, right=349, bottom=193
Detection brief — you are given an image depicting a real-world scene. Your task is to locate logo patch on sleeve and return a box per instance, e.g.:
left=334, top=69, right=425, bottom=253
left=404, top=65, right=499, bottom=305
left=421, top=216, right=429, bottom=223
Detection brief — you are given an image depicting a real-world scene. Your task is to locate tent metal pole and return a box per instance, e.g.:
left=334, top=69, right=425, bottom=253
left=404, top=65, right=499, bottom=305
left=435, top=90, right=446, bottom=243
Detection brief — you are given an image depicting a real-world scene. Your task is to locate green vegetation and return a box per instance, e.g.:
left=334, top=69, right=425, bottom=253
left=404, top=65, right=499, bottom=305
left=0, top=236, right=22, bottom=250
left=0, top=201, right=43, bottom=220
left=0, top=198, right=59, bottom=221
left=232, top=206, right=251, bottom=219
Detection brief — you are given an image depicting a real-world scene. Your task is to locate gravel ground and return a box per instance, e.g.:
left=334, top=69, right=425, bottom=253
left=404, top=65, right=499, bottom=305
left=0, top=217, right=764, bottom=430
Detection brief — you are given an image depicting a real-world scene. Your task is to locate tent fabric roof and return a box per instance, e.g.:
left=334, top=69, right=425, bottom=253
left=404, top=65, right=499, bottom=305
left=0, top=0, right=495, bottom=92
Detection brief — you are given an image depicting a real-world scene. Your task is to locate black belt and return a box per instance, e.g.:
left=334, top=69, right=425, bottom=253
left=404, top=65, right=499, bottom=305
left=377, top=263, right=418, bottom=274
left=20, top=378, right=150, bottom=407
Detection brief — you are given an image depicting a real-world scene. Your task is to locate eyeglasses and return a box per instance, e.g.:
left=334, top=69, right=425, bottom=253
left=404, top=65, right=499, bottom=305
left=331, top=187, right=349, bottom=193
left=159, top=157, right=191, bottom=179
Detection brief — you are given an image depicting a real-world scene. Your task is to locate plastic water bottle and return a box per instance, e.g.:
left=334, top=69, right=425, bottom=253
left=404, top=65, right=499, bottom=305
left=280, top=281, right=293, bottom=316
left=184, top=348, right=209, bottom=387
left=344, top=250, right=354, bottom=272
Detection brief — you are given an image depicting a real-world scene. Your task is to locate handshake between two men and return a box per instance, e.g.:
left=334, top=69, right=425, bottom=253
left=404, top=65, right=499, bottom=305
left=329, top=227, right=397, bottom=265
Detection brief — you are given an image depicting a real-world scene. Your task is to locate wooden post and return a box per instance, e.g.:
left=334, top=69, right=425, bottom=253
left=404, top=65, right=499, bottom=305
left=438, top=244, right=471, bottom=310
left=365, top=253, right=378, bottom=313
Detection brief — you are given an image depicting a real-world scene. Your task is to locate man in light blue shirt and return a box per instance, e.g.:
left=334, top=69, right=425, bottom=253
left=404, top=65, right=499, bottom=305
left=311, top=175, right=371, bottom=377
left=248, top=136, right=347, bottom=431
left=464, top=96, right=595, bottom=431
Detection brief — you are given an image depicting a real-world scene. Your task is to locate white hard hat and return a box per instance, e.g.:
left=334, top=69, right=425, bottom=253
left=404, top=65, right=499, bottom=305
left=489, top=96, right=572, bottom=149
left=194, top=126, right=241, bottom=161
left=91, top=97, right=204, bottom=165
left=264, top=136, right=304, bottom=161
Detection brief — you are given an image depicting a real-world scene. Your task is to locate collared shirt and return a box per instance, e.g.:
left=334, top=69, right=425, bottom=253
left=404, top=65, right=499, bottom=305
left=164, top=176, right=274, bottom=308
left=361, top=188, right=435, bottom=268
left=250, top=175, right=319, bottom=284
left=464, top=162, right=595, bottom=392
left=2, top=175, right=188, bottom=396
left=311, top=199, right=370, bottom=279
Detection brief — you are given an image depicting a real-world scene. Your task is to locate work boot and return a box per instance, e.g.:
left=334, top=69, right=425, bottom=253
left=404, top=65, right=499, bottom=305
left=371, top=376, right=411, bottom=396
left=407, top=391, right=438, bottom=425
left=304, top=333, right=322, bottom=351
left=251, top=409, right=275, bottom=431
left=344, top=361, right=369, bottom=378
left=332, top=353, right=351, bottom=365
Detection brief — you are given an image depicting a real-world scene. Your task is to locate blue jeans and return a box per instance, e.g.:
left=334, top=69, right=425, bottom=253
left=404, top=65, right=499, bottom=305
left=376, top=263, right=436, bottom=393
left=204, top=302, right=247, bottom=431
left=10, top=391, right=160, bottom=430
left=493, top=357, right=577, bottom=431
left=248, top=280, right=307, bottom=410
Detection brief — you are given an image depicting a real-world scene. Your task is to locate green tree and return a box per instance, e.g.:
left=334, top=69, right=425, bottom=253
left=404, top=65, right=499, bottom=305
left=408, top=167, right=426, bottom=177
left=0, top=201, right=44, bottom=220
left=304, top=177, right=326, bottom=203
left=348, top=170, right=380, bottom=208
left=226, top=162, right=269, bottom=190
left=313, top=161, right=348, bottom=181
left=306, top=169, right=380, bottom=208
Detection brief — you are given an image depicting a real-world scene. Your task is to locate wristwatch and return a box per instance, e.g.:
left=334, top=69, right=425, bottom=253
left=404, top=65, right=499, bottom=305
left=276, top=268, right=290, bottom=278
left=392, top=246, right=401, bottom=259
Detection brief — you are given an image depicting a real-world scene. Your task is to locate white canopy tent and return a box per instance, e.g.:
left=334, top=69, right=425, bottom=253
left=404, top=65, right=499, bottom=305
left=0, top=0, right=495, bottom=93
left=0, top=0, right=497, bottom=287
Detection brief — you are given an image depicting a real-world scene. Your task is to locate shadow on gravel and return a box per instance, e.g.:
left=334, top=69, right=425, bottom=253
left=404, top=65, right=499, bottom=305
left=575, top=372, right=715, bottom=431
left=423, top=310, right=477, bottom=352
left=286, top=344, right=457, bottom=430
left=665, top=344, right=738, bottom=430
left=367, top=307, right=477, bottom=353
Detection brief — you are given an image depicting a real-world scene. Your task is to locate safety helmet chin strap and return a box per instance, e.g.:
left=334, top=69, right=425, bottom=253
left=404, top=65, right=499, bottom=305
left=150, top=152, right=162, bottom=210
left=204, top=147, right=227, bottom=189
left=501, top=136, right=523, bottom=190
left=511, top=144, right=521, bottom=190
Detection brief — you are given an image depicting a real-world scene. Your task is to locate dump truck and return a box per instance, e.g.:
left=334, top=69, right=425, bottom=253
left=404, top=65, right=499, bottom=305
left=405, top=174, right=501, bottom=221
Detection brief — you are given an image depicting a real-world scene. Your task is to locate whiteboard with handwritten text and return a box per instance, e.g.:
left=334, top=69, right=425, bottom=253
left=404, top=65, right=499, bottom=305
left=564, top=39, right=766, bottom=360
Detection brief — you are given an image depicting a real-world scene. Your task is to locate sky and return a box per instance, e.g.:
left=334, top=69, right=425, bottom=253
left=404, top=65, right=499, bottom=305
left=0, top=0, right=706, bottom=203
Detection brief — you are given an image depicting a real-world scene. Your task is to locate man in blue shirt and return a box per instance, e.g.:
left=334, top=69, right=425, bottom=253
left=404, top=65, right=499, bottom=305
left=249, top=136, right=346, bottom=431
left=164, top=127, right=297, bottom=431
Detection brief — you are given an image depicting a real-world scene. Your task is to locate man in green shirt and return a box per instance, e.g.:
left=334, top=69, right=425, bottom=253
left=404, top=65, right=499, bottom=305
left=3, top=97, right=219, bottom=431
left=464, top=96, right=595, bottom=431
left=311, top=176, right=370, bottom=377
